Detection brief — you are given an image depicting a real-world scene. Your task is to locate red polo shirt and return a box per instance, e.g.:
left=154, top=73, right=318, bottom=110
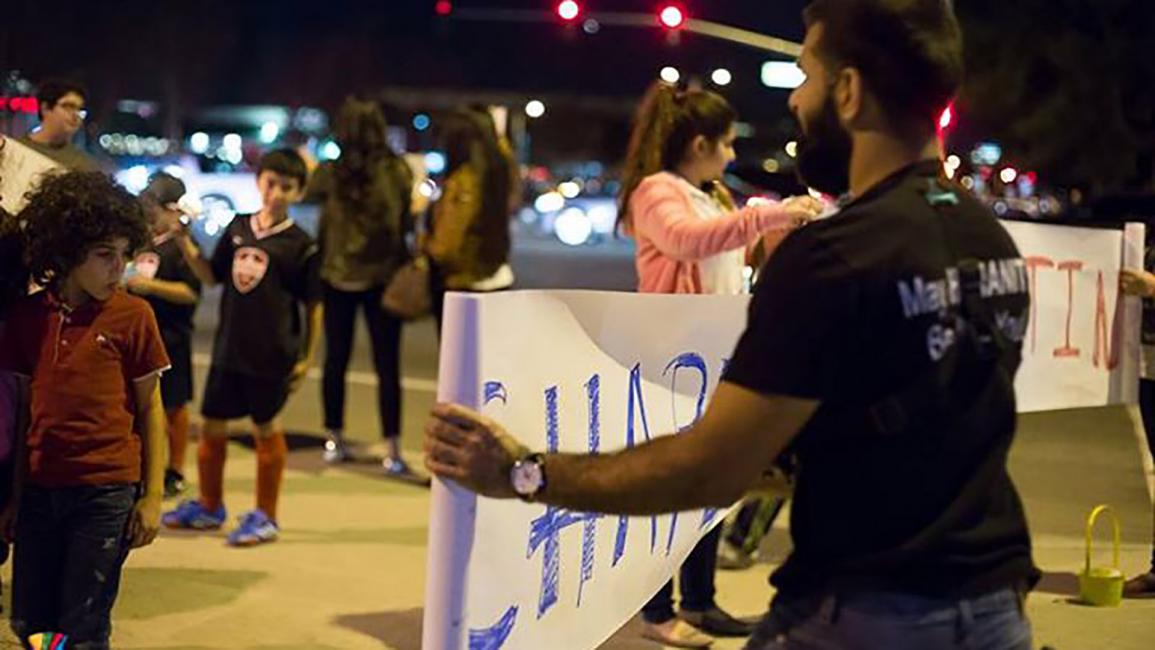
left=0, top=289, right=170, bottom=487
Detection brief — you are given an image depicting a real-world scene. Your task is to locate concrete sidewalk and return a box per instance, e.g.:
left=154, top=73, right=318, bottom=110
left=3, top=400, right=1154, bottom=649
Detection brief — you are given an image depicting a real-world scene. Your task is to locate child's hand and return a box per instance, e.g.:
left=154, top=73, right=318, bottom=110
left=0, top=503, right=18, bottom=543
left=780, top=195, right=826, bottom=226
left=127, top=496, right=161, bottom=548
left=288, top=360, right=310, bottom=394
left=125, top=276, right=153, bottom=296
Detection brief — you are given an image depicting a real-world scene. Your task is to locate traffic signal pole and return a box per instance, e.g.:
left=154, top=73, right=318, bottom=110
left=445, top=8, right=802, bottom=57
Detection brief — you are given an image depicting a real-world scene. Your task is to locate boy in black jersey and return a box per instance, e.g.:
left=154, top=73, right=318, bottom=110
left=162, top=149, right=322, bottom=547
left=128, top=173, right=201, bottom=499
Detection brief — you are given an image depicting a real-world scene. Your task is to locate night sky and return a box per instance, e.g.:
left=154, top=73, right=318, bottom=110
left=2, top=1, right=810, bottom=123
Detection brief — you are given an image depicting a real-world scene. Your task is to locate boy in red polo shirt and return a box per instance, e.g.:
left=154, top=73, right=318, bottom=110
left=0, top=172, right=170, bottom=648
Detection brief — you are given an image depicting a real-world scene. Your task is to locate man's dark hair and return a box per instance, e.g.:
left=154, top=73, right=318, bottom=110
left=21, top=171, right=148, bottom=287
left=258, top=148, right=309, bottom=188
left=803, top=0, right=963, bottom=133
left=35, top=78, right=87, bottom=121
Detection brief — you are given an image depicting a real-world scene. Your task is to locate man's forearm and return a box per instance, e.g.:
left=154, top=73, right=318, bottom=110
left=537, top=431, right=743, bottom=515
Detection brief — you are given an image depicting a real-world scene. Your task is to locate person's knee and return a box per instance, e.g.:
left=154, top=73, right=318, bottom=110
left=201, top=418, right=228, bottom=438
left=253, top=418, right=281, bottom=438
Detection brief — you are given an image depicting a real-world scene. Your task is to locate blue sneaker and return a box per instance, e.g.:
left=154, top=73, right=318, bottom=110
left=227, top=509, right=279, bottom=547
left=162, top=500, right=226, bottom=530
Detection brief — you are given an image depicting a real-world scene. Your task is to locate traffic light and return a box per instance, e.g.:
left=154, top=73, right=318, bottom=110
left=938, top=103, right=954, bottom=131
left=658, top=3, right=687, bottom=29
left=936, top=102, right=955, bottom=154
left=434, top=0, right=452, bottom=16
left=556, top=1, right=582, bottom=22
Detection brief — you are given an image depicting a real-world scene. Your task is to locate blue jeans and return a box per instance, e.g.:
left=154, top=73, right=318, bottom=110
left=744, top=587, right=1032, bottom=650
left=10, top=484, right=137, bottom=650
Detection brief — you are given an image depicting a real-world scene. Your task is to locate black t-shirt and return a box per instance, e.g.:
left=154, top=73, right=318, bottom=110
left=209, top=214, right=321, bottom=379
left=135, top=234, right=201, bottom=352
left=725, top=160, right=1038, bottom=598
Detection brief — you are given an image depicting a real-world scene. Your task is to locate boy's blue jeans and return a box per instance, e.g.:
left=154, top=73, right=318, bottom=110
left=10, top=484, right=136, bottom=650
left=745, top=586, right=1032, bottom=650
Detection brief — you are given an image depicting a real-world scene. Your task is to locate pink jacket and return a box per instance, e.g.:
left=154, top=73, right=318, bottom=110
left=628, top=172, right=796, bottom=294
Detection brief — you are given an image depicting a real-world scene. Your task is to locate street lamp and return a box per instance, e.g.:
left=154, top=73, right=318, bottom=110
left=525, top=100, right=546, bottom=119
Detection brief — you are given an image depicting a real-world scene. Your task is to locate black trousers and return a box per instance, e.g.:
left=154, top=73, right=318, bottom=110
left=430, top=263, right=448, bottom=336
left=10, top=484, right=136, bottom=649
left=642, top=526, right=721, bottom=623
left=1139, top=378, right=1155, bottom=571
left=322, top=284, right=403, bottom=439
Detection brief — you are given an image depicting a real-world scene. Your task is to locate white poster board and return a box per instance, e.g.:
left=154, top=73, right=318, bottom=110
left=0, top=135, right=64, bottom=214
left=424, top=291, right=749, bottom=650
left=423, top=220, right=1144, bottom=650
left=1003, top=220, right=1143, bottom=411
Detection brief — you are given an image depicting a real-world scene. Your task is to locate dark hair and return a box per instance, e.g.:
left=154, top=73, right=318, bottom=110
left=0, top=207, right=29, bottom=320
left=258, top=148, right=309, bottom=188
left=438, top=109, right=513, bottom=271
left=617, top=82, right=737, bottom=233
left=36, top=78, right=87, bottom=121
left=330, top=97, right=407, bottom=210
left=803, top=0, right=963, bottom=133
left=21, top=172, right=149, bottom=287
left=141, top=171, right=187, bottom=207
left=466, top=104, right=520, bottom=210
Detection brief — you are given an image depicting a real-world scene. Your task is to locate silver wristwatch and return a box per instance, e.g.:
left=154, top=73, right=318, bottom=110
left=510, top=453, right=547, bottom=502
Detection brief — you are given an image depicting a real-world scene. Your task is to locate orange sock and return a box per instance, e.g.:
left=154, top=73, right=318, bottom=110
left=167, top=405, right=189, bottom=475
left=198, top=435, right=228, bottom=511
left=255, top=432, right=287, bottom=522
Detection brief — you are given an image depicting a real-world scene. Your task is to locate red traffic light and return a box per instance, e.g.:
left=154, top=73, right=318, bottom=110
left=658, top=4, right=686, bottom=29
left=556, top=0, right=582, bottom=22
left=938, top=103, right=954, bottom=131
left=434, top=0, right=453, bottom=16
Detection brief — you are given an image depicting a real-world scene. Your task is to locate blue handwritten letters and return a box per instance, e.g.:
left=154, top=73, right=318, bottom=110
left=467, top=352, right=727, bottom=648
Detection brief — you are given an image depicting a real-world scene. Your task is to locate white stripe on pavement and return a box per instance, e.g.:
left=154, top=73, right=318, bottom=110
left=191, top=353, right=438, bottom=393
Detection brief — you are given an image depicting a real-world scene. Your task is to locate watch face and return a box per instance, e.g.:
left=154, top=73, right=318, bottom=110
left=511, top=460, right=543, bottom=496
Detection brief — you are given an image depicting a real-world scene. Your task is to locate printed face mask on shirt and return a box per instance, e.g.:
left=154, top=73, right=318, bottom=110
left=232, top=246, right=270, bottom=294
left=794, top=91, right=852, bottom=197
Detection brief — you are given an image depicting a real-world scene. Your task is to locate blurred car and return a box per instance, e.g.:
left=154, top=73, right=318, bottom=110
left=115, top=155, right=318, bottom=255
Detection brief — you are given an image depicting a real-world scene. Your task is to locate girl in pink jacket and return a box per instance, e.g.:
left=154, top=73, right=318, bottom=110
left=618, top=82, right=818, bottom=296
left=616, top=81, right=818, bottom=648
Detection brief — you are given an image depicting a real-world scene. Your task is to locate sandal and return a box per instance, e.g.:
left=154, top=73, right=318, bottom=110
left=641, top=619, right=714, bottom=648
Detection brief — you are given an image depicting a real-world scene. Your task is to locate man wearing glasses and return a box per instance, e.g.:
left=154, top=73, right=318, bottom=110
left=18, top=79, right=99, bottom=172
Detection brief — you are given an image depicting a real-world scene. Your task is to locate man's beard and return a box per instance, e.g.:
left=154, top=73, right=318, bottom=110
left=794, top=95, right=852, bottom=197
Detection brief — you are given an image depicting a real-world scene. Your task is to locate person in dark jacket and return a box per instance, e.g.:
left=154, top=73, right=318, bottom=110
left=308, top=97, right=417, bottom=478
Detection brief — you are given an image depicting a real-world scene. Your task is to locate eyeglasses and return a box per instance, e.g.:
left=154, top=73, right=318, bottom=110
left=56, top=101, right=88, bottom=119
